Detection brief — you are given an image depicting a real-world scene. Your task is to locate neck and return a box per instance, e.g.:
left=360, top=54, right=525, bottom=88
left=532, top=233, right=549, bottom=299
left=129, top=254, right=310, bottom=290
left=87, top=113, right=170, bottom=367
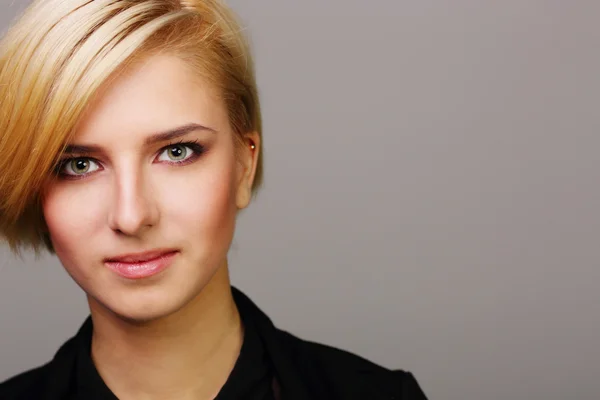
left=88, top=260, right=243, bottom=400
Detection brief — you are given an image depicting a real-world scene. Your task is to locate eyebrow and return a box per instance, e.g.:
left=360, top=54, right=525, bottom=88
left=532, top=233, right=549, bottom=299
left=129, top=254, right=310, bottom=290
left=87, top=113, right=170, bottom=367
left=62, top=123, right=216, bottom=155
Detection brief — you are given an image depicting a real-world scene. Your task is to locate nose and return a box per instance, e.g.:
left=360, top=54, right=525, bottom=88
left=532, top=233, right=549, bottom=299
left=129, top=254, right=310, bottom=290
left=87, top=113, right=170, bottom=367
left=108, top=167, right=159, bottom=236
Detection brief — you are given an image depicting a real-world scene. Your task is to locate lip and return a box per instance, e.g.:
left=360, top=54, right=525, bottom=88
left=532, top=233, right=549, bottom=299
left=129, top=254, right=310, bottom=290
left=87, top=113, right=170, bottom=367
left=104, top=249, right=179, bottom=279
left=105, top=249, right=178, bottom=263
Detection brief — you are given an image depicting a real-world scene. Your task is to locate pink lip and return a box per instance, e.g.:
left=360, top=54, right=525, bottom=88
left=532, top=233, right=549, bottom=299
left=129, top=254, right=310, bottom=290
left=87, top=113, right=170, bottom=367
left=104, top=250, right=179, bottom=279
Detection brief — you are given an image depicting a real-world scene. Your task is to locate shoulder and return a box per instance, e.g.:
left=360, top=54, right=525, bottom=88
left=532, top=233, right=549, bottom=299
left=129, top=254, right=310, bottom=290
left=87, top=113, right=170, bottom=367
left=276, top=329, right=428, bottom=399
left=0, top=335, right=79, bottom=400
left=232, top=286, right=428, bottom=399
left=0, top=363, right=49, bottom=399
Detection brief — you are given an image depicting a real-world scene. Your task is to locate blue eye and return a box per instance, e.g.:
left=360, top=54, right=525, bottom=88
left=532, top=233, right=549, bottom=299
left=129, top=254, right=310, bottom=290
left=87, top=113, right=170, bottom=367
left=59, top=158, right=101, bottom=177
left=54, top=140, right=206, bottom=180
left=156, top=140, right=206, bottom=164
left=158, top=144, right=192, bottom=162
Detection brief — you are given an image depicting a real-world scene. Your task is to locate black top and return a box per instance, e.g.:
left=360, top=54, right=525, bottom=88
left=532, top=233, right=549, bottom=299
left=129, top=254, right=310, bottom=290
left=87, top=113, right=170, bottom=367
left=0, top=287, right=428, bottom=400
left=214, top=299, right=275, bottom=400
left=73, top=295, right=275, bottom=399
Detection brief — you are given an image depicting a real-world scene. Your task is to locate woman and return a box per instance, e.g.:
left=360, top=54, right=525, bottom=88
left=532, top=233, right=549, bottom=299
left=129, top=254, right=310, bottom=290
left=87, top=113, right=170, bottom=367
left=0, top=0, right=427, bottom=399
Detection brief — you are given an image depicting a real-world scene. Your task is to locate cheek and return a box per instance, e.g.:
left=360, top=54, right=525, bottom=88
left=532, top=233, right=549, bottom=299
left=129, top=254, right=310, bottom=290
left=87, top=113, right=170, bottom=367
left=161, top=160, right=238, bottom=246
left=42, top=184, right=107, bottom=269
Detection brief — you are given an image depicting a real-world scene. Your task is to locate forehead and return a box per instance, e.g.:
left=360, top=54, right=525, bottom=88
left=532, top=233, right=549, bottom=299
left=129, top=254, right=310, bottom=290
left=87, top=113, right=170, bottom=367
left=72, top=53, right=227, bottom=143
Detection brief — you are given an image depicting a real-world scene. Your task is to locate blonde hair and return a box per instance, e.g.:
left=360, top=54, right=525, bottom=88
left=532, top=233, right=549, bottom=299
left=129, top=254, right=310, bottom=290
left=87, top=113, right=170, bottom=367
left=0, top=0, right=263, bottom=256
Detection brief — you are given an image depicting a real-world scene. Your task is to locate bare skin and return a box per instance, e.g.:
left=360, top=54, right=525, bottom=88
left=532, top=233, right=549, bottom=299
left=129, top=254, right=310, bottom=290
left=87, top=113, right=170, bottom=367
left=90, top=262, right=243, bottom=399
left=41, top=53, right=260, bottom=399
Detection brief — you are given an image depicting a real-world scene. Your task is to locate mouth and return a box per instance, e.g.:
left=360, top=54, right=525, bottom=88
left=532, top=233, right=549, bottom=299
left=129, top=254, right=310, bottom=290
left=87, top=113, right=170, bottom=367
left=104, top=249, right=179, bottom=279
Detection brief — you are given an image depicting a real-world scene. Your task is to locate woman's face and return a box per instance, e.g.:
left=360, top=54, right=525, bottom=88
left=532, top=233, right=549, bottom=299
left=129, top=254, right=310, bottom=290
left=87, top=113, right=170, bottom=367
left=42, top=54, right=258, bottom=322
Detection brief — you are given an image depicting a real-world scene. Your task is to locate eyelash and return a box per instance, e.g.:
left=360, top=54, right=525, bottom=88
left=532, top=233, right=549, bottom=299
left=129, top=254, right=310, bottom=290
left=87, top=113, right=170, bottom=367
left=55, top=140, right=206, bottom=180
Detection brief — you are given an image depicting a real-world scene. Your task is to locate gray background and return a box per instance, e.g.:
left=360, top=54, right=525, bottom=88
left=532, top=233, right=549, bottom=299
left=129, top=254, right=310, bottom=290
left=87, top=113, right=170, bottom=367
left=1, top=1, right=599, bottom=399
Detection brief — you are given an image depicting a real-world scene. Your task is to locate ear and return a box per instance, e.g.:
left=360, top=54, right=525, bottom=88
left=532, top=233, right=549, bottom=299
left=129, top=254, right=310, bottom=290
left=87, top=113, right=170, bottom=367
left=235, top=131, right=260, bottom=210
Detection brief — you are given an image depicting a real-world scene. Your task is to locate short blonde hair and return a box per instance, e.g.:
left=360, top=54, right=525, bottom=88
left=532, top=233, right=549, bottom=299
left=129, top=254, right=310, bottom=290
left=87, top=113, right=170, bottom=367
left=0, top=0, right=263, bottom=256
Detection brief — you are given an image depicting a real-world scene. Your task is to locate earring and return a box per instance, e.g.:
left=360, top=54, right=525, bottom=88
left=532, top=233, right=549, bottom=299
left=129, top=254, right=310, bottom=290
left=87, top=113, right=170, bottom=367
left=249, top=141, right=256, bottom=150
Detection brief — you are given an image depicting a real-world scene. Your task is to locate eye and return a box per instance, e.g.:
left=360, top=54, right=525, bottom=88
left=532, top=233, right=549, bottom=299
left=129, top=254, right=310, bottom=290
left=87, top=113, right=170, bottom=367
left=59, top=158, right=101, bottom=177
left=156, top=141, right=204, bottom=164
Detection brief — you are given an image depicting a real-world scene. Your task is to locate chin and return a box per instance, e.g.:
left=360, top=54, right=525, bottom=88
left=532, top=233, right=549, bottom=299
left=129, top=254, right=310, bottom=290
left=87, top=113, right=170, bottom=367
left=88, top=277, right=204, bottom=324
left=81, top=251, right=227, bottom=324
